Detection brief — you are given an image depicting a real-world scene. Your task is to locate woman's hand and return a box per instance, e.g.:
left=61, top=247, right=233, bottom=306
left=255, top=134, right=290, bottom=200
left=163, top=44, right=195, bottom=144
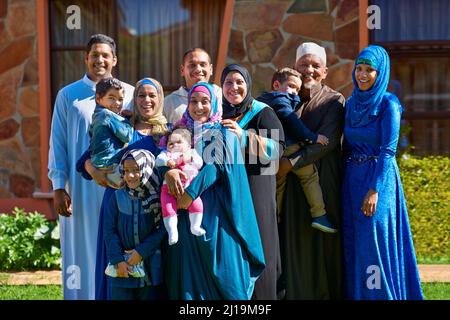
left=177, top=192, right=193, bottom=210
left=165, top=169, right=188, bottom=198
left=361, top=189, right=378, bottom=217
left=84, top=159, right=110, bottom=187
left=125, top=249, right=142, bottom=265
left=221, top=119, right=244, bottom=140
left=167, top=159, right=177, bottom=169
left=116, top=261, right=130, bottom=278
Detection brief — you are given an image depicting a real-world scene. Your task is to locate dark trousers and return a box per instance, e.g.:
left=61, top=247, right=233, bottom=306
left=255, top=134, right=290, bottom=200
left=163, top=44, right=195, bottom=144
left=110, top=285, right=165, bottom=300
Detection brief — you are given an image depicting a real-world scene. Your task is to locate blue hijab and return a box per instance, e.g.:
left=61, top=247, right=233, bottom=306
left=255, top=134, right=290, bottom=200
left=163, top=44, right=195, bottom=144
left=346, top=45, right=390, bottom=127
left=177, top=82, right=222, bottom=150
left=179, top=82, right=222, bottom=131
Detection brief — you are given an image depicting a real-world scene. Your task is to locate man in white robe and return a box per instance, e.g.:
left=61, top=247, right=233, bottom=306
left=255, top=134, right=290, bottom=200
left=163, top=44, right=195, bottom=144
left=48, top=34, right=134, bottom=300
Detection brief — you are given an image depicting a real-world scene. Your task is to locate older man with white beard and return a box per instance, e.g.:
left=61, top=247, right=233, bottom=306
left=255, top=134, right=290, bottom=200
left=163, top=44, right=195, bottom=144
left=277, top=42, right=346, bottom=300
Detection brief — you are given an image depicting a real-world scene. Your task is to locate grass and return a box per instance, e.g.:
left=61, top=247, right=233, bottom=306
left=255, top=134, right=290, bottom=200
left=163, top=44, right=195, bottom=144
left=0, top=283, right=448, bottom=300
left=421, top=283, right=450, bottom=300
left=417, top=257, right=450, bottom=265
left=0, top=285, right=62, bottom=300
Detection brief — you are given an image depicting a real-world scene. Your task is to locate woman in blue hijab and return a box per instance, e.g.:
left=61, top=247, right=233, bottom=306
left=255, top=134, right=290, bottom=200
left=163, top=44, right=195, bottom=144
left=342, top=45, right=423, bottom=300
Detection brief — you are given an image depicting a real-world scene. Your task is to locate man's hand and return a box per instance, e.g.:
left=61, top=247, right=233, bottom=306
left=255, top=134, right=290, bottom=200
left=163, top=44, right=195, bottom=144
left=125, top=249, right=142, bottom=265
left=165, top=169, right=187, bottom=198
left=276, top=157, right=293, bottom=178
left=361, top=189, right=378, bottom=217
left=316, top=134, right=329, bottom=146
left=84, top=159, right=109, bottom=187
left=177, top=192, right=193, bottom=210
left=54, top=189, right=72, bottom=217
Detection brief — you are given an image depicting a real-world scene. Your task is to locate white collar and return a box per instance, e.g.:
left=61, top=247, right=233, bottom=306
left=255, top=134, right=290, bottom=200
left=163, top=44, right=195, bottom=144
left=82, top=74, right=97, bottom=90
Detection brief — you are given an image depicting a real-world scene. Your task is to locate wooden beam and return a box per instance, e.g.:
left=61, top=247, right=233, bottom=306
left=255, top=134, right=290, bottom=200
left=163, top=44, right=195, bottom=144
left=359, top=0, right=369, bottom=50
left=214, top=0, right=234, bottom=85
left=36, top=0, right=52, bottom=193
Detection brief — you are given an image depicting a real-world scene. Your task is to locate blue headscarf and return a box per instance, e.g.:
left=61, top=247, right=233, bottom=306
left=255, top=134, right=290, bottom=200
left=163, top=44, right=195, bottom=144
left=176, top=82, right=222, bottom=148
left=346, top=45, right=390, bottom=127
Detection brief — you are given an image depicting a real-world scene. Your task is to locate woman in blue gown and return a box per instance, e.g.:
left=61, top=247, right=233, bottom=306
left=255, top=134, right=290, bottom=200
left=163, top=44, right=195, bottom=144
left=77, top=78, right=168, bottom=300
left=164, top=82, right=266, bottom=300
left=342, top=45, right=423, bottom=300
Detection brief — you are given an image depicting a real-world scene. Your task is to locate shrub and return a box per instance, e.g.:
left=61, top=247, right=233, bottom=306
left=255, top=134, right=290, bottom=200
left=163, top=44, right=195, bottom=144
left=398, top=156, right=450, bottom=263
left=0, top=208, right=61, bottom=271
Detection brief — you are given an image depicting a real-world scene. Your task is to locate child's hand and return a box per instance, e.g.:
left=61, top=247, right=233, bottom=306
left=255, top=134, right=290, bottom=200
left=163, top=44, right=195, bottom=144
left=125, top=249, right=142, bottom=265
left=116, top=261, right=130, bottom=278
left=182, top=151, right=192, bottom=163
left=316, top=134, right=329, bottom=146
left=167, top=159, right=177, bottom=168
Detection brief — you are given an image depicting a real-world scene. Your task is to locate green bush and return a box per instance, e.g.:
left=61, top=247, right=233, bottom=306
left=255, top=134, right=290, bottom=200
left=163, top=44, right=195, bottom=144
left=0, top=208, right=61, bottom=271
left=398, top=156, right=450, bottom=263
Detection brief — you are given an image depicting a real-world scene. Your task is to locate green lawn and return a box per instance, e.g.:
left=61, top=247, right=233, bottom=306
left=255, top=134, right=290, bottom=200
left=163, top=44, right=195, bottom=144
left=0, top=285, right=62, bottom=300
left=421, top=283, right=450, bottom=300
left=0, top=283, right=448, bottom=300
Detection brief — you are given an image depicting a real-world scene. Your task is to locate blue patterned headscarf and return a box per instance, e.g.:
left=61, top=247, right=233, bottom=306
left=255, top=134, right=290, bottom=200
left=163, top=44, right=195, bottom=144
left=346, top=45, right=390, bottom=127
left=176, top=82, right=222, bottom=146
left=178, top=82, right=221, bottom=130
left=119, top=149, right=161, bottom=228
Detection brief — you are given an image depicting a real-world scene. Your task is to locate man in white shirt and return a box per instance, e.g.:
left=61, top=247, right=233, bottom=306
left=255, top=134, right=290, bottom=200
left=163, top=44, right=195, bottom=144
left=164, top=48, right=222, bottom=124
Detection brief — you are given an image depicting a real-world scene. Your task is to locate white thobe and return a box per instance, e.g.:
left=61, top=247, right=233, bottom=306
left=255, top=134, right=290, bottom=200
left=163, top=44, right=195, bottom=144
left=48, top=74, right=134, bottom=300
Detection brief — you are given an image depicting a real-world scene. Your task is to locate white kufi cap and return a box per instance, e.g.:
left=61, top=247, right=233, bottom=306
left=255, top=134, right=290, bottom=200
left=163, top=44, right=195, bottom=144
left=296, top=42, right=327, bottom=66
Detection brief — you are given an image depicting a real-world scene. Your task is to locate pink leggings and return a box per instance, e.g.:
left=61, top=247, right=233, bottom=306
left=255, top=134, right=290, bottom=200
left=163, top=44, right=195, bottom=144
left=161, top=184, right=203, bottom=218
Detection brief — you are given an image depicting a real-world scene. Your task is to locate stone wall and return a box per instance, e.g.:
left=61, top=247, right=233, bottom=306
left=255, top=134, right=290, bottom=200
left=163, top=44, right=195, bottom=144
left=227, top=0, right=360, bottom=98
left=0, top=0, right=40, bottom=198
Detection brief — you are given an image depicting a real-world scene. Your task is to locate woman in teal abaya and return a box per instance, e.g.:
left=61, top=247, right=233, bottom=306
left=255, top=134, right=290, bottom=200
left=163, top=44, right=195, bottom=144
left=163, top=82, right=265, bottom=300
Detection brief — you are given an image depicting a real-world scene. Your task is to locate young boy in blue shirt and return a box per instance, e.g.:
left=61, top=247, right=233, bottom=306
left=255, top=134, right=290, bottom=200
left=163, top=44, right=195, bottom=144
left=257, top=68, right=337, bottom=233
left=89, top=77, right=133, bottom=188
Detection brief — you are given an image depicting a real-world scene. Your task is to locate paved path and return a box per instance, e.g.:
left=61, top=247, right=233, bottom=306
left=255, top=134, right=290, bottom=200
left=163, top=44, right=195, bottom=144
left=1, top=265, right=450, bottom=285
left=418, top=265, right=450, bottom=283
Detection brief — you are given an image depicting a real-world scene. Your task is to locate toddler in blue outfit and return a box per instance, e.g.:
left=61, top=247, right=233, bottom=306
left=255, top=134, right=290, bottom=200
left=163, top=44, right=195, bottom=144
left=89, top=77, right=133, bottom=188
left=258, top=68, right=337, bottom=233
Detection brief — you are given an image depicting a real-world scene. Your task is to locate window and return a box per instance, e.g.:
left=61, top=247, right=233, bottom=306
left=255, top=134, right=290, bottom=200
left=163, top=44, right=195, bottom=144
left=49, top=0, right=226, bottom=102
left=370, top=0, right=450, bottom=155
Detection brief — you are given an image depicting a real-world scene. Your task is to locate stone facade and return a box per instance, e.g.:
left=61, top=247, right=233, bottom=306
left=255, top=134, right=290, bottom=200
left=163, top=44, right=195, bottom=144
left=0, top=0, right=40, bottom=198
left=0, top=0, right=362, bottom=200
left=227, top=0, right=359, bottom=98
